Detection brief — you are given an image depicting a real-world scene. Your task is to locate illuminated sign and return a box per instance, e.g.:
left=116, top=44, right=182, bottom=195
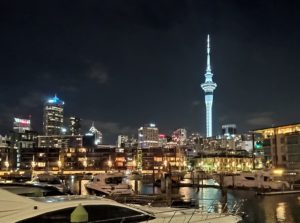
left=14, top=118, right=30, bottom=124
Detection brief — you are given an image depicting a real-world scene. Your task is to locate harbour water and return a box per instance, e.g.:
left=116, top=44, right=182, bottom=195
left=66, top=176, right=300, bottom=223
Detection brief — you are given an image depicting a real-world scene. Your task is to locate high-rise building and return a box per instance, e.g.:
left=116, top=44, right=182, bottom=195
left=69, top=116, right=81, bottom=135
left=222, top=124, right=237, bottom=138
left=117, top=135, right=128, bottom=148
left=201, top=35, right=217, bottom=137
left=138, top=123, right=159, bottom=148
left=13, top=117, right=31, bottom=133
left=172, top=128, right=187, bottom=145
left=85, top=122, right=102, bottom=145
left=43, top=95, right=64, bottom=136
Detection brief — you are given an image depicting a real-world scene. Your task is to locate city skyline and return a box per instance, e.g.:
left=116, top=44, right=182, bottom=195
left=1, top=1, right=300, bottom=142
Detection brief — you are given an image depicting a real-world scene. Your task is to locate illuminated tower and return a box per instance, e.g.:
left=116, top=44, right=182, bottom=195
left=201, top=35, right=217, bottom=137
left=43, top=95, right=64, bottom=136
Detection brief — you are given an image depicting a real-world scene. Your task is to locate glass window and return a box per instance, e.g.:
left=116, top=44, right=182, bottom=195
left=18, top=205, right=154, bottom=223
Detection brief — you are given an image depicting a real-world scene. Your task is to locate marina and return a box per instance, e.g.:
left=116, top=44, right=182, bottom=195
left=2, top=170, right=300, bottom=222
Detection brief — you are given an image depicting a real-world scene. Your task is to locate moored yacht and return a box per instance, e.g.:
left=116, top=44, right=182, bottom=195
left=26, top=173, right=67, bottom=193
left=0, top=188, right=242, bottom=223
left=85, top=172, right=134, bottom=196
left=215, top=170, right=290, bottom=190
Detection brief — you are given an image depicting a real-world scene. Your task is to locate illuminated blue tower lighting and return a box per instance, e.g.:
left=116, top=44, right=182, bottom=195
left=201, top=35, right=217, bottom=137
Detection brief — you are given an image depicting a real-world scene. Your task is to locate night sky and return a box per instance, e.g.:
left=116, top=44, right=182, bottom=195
left=1, top=1, right=300, bottom=143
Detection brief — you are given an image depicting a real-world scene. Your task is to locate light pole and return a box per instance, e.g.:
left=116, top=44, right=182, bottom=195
left=4, top=155, right=9, bottom=171
left=57, top=158, right=62, bottom=173
left=31, top=155, right=36, bottom=172
left=107, top=156, right=112, bottom=171
left=83, top=156, right=87, bottom=171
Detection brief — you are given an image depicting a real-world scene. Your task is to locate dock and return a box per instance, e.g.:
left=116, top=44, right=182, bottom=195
left=256, top=190, right=300, bottom=196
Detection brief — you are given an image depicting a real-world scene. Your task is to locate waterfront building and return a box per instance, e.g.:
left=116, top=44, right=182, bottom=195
left=13, top=117, right=31, bottom=133
left=9, top=130, right=38, bottom=169
left=140, top=146, right=185, bottom=172
left=43, top=95, right=64, bottom=136
left=19, top=147, right=60, bottom=171
left=201, top=35, right=217, bottom=137
left=138, top=123, right=159, bottom=148
left=37, top=135, right=83, bottom=149
left=69, top=116, right=81, bottom=135
left=195, top=152, right=254, bottom=172
left=254, top=123, right=300, bottom=169
left=0, top=135, right=10, bottom=170
left=85, top=122, right=102, bottom=145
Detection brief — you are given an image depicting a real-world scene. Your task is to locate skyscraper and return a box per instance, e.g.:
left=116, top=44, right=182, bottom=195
left=69, top=116, right=81, bottom=135
left=138, top=123, right=159, bottom=148
left=85, top=122, right=103, bottom=145
left=43, top=95, right=64, bottom=136
left=201, top=35, right=217, bottom=137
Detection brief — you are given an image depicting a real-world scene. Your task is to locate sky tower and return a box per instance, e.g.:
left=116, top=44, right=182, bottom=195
left=201, top=35, right=217, bottom=137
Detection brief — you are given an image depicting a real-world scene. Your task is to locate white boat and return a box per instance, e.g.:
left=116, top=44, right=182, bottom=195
left=26, top=173, right=67, bottom=193
left=0, top=188, right=242, bottom=223
left=216, top=171, right=290, bottom=190
left=85, top=172, right=134, bottom=196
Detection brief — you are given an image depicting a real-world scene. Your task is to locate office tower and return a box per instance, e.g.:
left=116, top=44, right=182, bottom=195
left=117, top=135, right=128, bottom=148
left=13, top=117, right=31, bottom=133
left=43, top=95, right=64, bottom=136
left=222, top=124, right=237, bottom=137
left=85, top=122, right=102, bottom=145
left=201, top=35, right=217, bottom=137
left=69, top=116, right=81, bottom=135
left=138, top=123, right=159, bottom=148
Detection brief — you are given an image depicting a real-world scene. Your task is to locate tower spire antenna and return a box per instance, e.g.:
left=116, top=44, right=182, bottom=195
left=201, top=34, right=217, bottom=137
left=206, top=34, right=211, bottom=73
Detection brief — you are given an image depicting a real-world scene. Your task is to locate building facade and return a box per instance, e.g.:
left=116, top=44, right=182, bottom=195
left=13, top=117, right=31, bottom=133
left=69, top=116, right=81, bottom=135
left=254, top=123, right=300, bottom=169
left=138, top=124, right=159, bottom=148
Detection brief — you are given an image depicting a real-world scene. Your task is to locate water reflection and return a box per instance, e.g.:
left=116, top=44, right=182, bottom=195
left=66, top=175, right=300, bottom=223
left=276, top=202, right=286, bottom=222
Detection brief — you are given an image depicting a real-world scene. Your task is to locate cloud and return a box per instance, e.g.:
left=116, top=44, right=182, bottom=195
left=59, top=85, right=78, bottom=93
left=87, top=63, right=109, bottom=84
left=192, top=100, right=201, bottom=106
left=246, top=112, right=275, bottom=127
left=19, top=92, right=44, bottom=109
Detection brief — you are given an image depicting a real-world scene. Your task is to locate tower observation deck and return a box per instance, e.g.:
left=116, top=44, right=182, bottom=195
left=201, top=35, right=217, bottom=137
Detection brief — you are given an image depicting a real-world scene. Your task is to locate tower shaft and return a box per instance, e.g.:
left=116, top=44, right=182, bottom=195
left=201, top=35, right=217, bottom=137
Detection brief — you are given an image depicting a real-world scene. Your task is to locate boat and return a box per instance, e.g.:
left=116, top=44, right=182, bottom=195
left=215, top=171, right=290, bottom=190
left=85, top=172, right=134, bottom=196
left=0, top=188, right=243, bottom=223
left=26, top=173, right=68, bottom=193
left=0, top=182, right=66, bottom=197
left=126, top=170, right=143, bottom=180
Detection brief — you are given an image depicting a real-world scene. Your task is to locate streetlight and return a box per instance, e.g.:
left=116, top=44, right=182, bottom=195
left=57, top=159, right=62, bottom=171
left=132, top=159, right=136, bottom=170
left=31, top=155, right=36, bottom=171
left=4, top=155, right=9, bottom=171
left=107, top=156, right=112, bottom=170
left=83, top=157, right=87, bottom=170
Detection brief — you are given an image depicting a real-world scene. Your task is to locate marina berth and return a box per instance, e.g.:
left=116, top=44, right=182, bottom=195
left=85, top=172, right=134, bottom=196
